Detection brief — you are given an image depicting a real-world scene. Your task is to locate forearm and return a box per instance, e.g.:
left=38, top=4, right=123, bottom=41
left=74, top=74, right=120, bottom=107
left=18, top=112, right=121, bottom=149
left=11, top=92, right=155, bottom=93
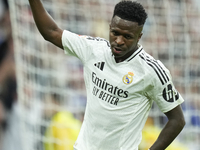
left=149, top=119, right=185, bottom=150
left=28, top=0, right=59, bottom=40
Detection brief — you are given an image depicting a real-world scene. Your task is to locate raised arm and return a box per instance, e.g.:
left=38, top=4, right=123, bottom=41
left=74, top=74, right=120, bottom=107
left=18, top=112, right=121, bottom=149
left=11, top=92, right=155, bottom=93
left=28, top=0, right=63, bottom=49
left=149, top=105, right=185, bottom=150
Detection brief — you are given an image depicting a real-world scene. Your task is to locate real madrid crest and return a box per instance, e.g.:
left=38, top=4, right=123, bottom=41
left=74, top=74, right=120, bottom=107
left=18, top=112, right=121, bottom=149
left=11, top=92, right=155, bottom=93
left=122, top=72, right=134, bottom=85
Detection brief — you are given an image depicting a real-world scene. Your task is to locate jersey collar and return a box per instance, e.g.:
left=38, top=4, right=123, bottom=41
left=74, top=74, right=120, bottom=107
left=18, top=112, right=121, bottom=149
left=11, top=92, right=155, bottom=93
left=127, top=44, right=143, bottom=62
left=111, top=44, right=143, bottom=63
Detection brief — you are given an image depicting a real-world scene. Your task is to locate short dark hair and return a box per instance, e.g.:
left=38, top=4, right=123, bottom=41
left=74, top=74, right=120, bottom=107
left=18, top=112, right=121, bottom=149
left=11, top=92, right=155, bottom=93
left=113, top=0, right=148, bottom=26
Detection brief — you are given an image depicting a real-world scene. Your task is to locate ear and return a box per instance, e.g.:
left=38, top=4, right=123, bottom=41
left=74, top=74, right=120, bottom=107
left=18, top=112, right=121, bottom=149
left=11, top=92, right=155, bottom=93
left=138, top=32, right=143, bottom=42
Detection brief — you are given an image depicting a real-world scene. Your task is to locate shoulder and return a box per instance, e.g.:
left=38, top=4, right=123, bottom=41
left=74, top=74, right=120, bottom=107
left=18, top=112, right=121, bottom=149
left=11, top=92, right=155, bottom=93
left=138, top=51, right=170, bottom=86
left=62, top=30, right=110, bottom=46
left=85, top=36, right=110, bottom=46
left=85, top=36, right=111, bottom=57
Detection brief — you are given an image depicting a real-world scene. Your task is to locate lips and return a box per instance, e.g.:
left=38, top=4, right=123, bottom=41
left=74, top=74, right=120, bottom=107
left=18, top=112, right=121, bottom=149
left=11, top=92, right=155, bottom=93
left=115, top=47, right=122, bottom=51
left=113, top=47, right=123, bottom=54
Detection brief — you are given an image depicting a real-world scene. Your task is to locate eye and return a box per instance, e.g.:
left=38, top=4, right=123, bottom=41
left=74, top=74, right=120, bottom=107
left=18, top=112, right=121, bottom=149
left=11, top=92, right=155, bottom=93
left=124, top=34, right=132, bottom=39
left=111, top=30, right=119, bottom=36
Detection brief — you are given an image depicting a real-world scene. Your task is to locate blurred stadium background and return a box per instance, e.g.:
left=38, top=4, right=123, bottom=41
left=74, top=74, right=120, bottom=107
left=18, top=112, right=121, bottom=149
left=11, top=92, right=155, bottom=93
left=0, top=0, right=200, bottom=150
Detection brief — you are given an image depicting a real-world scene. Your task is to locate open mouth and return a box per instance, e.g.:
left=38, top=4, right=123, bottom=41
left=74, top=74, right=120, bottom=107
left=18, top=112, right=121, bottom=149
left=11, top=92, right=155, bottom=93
left=115, top=47, right=122, bottom=51
left=113, top=47, right=123, bottom=54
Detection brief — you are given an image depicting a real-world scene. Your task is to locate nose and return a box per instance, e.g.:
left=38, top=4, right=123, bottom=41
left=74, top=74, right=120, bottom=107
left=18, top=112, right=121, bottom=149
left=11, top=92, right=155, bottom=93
left=115, top=36, right=124, bottom=45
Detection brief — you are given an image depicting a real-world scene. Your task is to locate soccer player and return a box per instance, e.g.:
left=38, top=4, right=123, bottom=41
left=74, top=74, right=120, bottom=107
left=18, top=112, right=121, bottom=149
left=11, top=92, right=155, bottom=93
left=28, top=0, right=185, bottom=150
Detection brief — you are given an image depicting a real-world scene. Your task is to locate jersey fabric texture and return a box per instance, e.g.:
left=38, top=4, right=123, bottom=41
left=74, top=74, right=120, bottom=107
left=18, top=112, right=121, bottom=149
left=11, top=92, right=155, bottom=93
left=62, top=30, right=184, bottom=150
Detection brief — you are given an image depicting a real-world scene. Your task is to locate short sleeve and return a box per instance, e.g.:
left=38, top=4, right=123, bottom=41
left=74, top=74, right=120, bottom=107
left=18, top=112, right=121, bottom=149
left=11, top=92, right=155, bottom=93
left=147, top=60, right=184, bottom=113
left=61, top=30, right=93, bottom=63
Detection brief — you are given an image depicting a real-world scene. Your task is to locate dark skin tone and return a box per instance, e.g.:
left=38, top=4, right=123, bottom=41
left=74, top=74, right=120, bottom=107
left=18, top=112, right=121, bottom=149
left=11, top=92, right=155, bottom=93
left=28, top=0, right=63, bottom=49
left=150, top=105, right=185, bottom=150
left=28, top=0, right=185, bottom=149
left=109, top=16, right=143, bottom=63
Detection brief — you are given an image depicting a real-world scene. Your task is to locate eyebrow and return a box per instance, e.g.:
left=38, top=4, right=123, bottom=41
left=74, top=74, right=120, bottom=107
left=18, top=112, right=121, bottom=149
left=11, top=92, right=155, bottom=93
left=111, top=28, right=134, bottom=36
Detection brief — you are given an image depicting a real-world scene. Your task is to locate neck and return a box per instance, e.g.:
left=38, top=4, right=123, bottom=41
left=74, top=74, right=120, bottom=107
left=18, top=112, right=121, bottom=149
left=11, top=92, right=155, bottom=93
left=114, top=45, right=139, bottom=63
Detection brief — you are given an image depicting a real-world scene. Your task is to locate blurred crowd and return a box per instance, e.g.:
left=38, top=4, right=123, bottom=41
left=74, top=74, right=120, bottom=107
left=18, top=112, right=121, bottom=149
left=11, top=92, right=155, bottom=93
left=0, top=0, right=200, bottom=150
left=0, top=0, right=17, bottom=147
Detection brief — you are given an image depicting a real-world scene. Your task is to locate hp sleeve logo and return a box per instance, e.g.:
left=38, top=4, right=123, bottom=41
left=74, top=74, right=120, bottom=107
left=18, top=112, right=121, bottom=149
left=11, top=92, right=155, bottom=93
left=162, top=84, right=179, bottom=102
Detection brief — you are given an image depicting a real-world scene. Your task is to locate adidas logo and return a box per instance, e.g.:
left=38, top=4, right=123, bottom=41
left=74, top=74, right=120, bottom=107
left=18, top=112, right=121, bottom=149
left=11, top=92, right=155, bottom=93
left=94, top=62, right=105, bottom=71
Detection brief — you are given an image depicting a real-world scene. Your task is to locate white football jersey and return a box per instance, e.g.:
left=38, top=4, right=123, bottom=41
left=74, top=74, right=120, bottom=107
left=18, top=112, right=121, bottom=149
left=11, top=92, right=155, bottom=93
left=62, top=30, right=184, bottom=150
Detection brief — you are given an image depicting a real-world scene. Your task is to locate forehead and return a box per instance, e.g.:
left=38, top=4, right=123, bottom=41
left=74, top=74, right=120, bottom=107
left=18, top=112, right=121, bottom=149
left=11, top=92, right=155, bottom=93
left=110, top=16, right=140, bottom=32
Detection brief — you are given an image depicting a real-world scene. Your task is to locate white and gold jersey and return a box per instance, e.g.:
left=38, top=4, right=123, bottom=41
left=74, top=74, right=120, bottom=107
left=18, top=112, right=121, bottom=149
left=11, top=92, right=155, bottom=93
left=62, top=30, right=184, bottom=150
